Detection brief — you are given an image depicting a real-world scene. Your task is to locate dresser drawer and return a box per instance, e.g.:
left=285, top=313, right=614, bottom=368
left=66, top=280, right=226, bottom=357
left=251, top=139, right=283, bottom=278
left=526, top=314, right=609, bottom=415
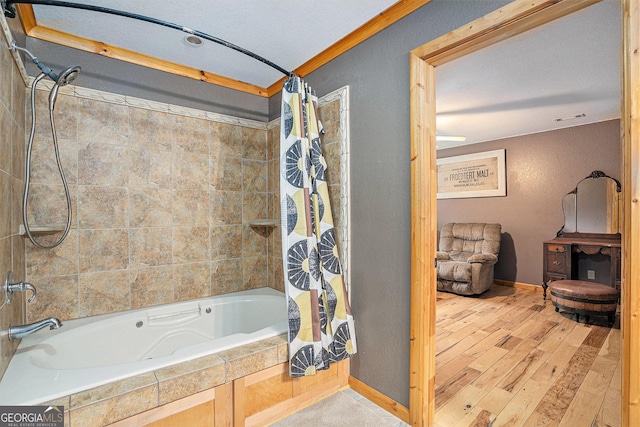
left=546, top=253, right=568, bottom=274
left=547, top=244, right=568, bottom=253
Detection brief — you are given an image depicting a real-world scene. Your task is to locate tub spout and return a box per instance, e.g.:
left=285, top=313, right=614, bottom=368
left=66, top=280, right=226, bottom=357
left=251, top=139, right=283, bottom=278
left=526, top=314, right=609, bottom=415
left=8, top=317, right=62, bottom=341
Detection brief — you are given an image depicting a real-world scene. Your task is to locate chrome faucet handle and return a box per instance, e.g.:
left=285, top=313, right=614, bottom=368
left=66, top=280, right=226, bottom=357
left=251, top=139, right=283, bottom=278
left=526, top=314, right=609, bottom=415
left=5, top=271, right=37, bottom=304
left=11, top=282, right=37, bottom=303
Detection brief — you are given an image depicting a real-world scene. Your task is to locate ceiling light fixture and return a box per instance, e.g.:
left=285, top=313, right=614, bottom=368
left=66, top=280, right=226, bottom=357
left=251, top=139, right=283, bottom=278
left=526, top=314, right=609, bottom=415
left=554, top=113, right=586, bottom=122
left=436, top=135, right=466, bottom=142
left=184, top=35, right=203, bottom=46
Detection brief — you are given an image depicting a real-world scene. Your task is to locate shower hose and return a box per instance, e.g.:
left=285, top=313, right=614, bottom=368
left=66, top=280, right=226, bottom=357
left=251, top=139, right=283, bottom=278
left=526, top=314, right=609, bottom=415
left=22, top=73, right=72, bottom=249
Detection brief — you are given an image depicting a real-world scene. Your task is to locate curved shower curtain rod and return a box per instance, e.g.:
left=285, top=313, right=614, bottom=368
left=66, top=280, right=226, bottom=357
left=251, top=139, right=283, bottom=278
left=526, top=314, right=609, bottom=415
left=2, top=0, right=295, bottom=78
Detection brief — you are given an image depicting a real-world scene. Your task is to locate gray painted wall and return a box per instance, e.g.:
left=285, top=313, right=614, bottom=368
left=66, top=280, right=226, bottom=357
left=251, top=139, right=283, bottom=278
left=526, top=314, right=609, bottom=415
left=437, top=119, right=621, bottom=287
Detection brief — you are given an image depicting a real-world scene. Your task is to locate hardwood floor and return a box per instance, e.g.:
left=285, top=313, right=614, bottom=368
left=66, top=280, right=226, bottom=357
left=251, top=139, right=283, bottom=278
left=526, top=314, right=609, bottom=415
left=435, top=285, right=620, bottom=427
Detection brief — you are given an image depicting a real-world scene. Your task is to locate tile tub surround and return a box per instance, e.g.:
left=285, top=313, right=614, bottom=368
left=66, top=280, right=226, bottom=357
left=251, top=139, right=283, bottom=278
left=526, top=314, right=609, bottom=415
left=43, top=334, right=289, bottom=426
left=0, top=30, right=27, bottom=380
left=23, top=84, right=273, bottom=322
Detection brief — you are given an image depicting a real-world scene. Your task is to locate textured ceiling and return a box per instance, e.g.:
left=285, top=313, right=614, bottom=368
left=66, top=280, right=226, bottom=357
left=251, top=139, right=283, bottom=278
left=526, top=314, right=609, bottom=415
left=435, top=0, right=621, bottom=149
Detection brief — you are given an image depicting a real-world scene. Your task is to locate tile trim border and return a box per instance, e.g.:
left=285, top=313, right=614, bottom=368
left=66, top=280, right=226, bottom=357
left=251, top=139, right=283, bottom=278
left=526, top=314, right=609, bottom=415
left=28, top=76, right=268, bottom=130
left=0, top=12, right=30, bottom=86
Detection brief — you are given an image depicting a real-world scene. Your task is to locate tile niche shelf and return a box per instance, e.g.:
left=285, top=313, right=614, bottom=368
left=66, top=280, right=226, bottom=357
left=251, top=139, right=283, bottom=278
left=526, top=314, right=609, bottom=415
left=248, top=219, right=278, bottom=237
left=18, top=224, right=65, bottom=236
left=248, top=219, right=279, bottom=227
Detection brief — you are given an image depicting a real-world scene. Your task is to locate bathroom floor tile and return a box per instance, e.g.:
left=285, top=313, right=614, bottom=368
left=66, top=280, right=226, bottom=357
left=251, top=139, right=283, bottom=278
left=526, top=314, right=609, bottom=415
left=269, top=389, right=409, bottom=427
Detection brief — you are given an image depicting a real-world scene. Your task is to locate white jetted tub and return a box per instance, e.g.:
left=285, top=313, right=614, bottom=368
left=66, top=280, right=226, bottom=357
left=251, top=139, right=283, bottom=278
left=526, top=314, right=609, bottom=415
left=0, top=287, right=287, bottom=405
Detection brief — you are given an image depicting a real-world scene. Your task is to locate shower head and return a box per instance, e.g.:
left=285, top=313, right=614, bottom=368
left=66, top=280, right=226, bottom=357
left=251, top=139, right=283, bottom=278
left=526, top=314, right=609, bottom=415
left=48, top=67, right=81, bottom=111
left=56, top=65, right=81, bottom=87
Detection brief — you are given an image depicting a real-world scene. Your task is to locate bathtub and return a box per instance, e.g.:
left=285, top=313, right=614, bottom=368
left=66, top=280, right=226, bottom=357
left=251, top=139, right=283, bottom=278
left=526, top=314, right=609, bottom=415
left=0, top=287, right=287, bottom=405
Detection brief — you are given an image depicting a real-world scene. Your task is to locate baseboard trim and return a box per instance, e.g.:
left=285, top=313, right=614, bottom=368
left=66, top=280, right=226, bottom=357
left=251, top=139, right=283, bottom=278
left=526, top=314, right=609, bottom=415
left=348, top=376, right=410, bottom=423
left=494, top=279, right=542, bottom=292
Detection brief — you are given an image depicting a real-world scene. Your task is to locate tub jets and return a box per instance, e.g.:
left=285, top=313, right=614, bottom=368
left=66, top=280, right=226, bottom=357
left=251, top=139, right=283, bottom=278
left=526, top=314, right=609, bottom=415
left=9, top=317, right=62, bottom=341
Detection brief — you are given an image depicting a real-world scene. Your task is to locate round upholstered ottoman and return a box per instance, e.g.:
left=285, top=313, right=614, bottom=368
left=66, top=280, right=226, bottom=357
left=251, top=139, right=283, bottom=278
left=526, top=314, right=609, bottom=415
left=549, top=280, right=618, bottom=326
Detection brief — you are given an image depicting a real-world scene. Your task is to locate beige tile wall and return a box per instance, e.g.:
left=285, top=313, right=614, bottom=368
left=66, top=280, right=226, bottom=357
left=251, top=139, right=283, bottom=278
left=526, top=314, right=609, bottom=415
left=24, top=88, right=271, bottom=322
left=0, top=40, right=27, bottom=379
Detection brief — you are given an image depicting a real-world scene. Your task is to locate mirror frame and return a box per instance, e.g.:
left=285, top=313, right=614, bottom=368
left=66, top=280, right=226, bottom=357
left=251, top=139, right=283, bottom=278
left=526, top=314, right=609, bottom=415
left=560, top=170, right=622, bottom=236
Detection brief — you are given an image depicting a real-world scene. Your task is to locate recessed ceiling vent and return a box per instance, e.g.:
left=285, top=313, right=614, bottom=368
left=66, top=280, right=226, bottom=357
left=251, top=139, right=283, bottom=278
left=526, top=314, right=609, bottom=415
left=554, top=113, right=586, bottom=122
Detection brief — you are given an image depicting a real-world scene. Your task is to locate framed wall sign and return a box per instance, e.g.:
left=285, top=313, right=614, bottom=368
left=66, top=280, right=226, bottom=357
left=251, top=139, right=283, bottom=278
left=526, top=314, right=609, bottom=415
left=437, top=149, right=506, bottom=199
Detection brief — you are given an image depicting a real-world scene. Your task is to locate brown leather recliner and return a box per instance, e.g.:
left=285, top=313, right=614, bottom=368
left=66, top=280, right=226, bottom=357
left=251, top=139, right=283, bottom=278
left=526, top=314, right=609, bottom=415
left=436, top=223, right=502, bottom=295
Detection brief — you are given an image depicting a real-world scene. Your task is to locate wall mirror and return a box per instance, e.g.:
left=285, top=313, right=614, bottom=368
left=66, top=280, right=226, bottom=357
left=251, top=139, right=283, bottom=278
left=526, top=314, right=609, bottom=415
left=561, top=170, right=621, bottom=235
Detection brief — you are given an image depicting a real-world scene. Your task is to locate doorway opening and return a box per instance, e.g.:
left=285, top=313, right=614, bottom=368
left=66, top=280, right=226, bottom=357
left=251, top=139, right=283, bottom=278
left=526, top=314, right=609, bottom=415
left=408, top=0, right=639, bottom=425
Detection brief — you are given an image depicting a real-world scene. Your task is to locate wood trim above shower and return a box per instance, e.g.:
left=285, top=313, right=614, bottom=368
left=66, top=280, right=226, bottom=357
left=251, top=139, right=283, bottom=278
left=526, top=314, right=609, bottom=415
left=14, top=4, right=269, bottom=96
left=14, top=3, right=35, bottom=33
left=13, top=0, right=432, bottom=97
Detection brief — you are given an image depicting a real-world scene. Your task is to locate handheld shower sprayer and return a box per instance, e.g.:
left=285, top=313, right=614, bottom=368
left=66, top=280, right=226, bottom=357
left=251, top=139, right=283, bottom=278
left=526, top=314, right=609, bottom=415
left=10, top=41, right=81, bottom=249
left=48, top=66, right=81, bottom=110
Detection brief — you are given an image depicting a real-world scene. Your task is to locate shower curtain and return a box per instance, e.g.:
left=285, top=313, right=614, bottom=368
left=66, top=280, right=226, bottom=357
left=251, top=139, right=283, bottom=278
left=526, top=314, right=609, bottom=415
left=280, top=77, right=357, bottom=377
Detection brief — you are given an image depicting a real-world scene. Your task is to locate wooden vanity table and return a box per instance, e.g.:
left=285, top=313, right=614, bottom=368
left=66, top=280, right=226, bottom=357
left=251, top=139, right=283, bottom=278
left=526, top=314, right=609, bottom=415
left=542, top=233, right=621, bottom=299
left=542, top=171, right=622, bottom=300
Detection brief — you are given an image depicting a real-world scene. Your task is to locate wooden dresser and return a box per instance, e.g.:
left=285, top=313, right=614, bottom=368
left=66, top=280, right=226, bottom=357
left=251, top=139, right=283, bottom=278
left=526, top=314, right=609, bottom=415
left=542, top=233, right=621, bottom=299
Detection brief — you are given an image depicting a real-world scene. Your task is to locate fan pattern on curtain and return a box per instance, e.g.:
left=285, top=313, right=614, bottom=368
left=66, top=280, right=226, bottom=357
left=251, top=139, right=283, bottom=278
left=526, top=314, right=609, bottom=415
left=280, top=77, right=357, bottom=377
